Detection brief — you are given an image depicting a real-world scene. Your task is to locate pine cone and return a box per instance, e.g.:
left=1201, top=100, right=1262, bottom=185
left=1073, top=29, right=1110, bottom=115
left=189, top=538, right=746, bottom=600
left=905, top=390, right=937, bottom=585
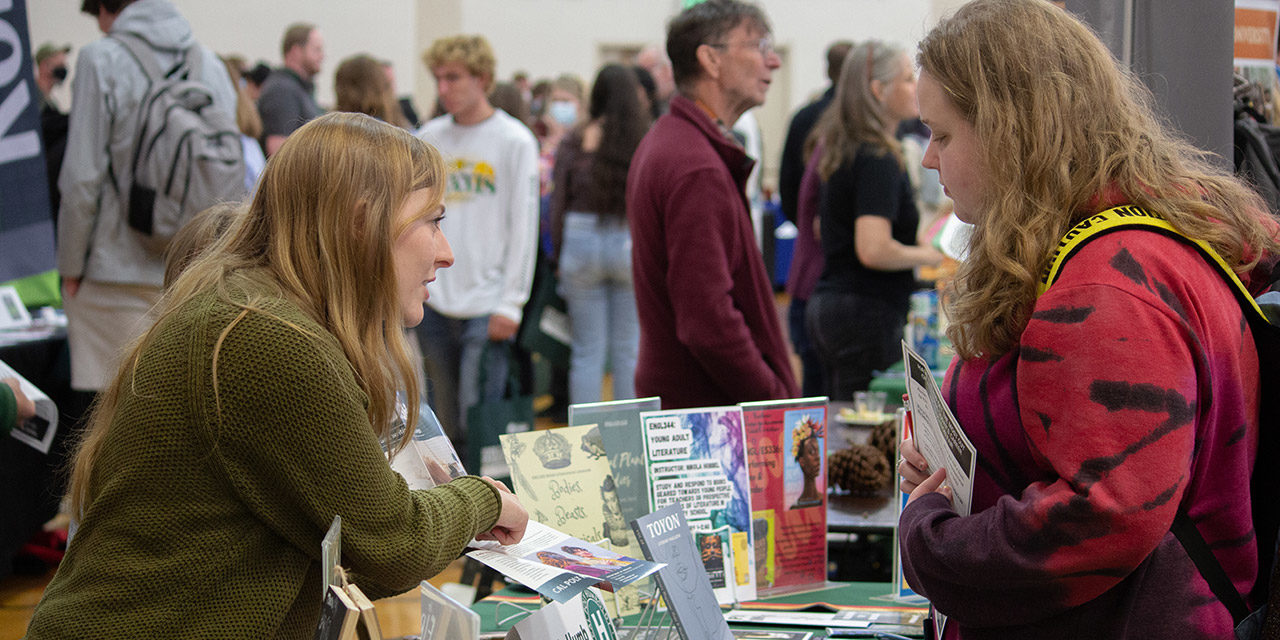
left=869, top=418, right=898, bottom=461
left=827, top=444, right=892, bottom=496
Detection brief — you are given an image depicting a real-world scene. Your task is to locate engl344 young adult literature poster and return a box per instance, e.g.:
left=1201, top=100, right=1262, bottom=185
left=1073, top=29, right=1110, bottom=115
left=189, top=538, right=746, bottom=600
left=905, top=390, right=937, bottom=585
left=639, top=405, right=756, bottom=603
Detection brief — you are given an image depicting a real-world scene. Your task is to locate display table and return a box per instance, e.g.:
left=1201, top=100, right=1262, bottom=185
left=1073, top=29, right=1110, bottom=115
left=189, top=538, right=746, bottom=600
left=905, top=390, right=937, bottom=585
left=0, top=326, right=79, bottom=578
left=473, top=581, right=929, bottom=637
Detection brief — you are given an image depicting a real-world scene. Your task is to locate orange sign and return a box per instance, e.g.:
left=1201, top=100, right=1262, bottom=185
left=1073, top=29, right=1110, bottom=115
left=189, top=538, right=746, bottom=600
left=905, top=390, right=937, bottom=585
left=1236, top=5, right=1279, bottom=64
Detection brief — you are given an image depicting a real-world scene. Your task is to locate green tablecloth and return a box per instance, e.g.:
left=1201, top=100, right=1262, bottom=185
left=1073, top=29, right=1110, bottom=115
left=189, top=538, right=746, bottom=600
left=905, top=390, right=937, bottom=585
left=474, top=581, right=929, bottom=637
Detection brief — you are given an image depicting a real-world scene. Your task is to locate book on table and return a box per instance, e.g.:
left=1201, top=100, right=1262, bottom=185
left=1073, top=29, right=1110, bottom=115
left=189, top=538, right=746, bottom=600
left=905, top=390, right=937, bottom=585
left=499, top=423, right=645, bottom=615
left=568, top=396, right=662, bottom=527
left=739, top=397, right=829, bottom=598
left=631, top=502, right=733, bottom=640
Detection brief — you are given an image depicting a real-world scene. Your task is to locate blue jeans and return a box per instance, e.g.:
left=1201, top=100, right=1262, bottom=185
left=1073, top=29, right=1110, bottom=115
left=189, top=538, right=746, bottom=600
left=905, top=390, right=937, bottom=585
left=414, top=307, right=510, bottom=459
left=558, top=212, right=639, bottom=404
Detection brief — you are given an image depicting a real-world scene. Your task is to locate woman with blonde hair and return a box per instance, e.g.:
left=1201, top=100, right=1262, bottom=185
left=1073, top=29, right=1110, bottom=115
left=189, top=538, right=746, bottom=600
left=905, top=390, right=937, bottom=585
left=805, top=40, right=943, bottom=397
left=222, top=57, right=267, bottom=192
left=334, top=53, right=409, bottom=128
left=897, top=1, right=1279, bottom=637
left=24, top=112, right=528, bottom=639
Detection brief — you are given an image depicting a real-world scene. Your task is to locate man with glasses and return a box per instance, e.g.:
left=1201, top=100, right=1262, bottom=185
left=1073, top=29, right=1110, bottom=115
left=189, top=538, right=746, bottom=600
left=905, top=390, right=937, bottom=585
left=626, top=0, right=796, bottom=409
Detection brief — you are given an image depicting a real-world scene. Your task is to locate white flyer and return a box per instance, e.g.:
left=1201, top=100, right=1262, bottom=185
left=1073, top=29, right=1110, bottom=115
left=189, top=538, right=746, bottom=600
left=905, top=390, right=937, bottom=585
left=1, top=359, right=58, bottom=454
left=900, top=342, right=976, bottom=516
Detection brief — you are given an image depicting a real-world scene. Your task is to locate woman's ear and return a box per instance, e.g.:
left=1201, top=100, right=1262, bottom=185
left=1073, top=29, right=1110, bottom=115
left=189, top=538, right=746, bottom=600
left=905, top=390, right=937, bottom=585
left=870, top=78, right=885, bottom=103
left=350, top=200, right=368, bottom=235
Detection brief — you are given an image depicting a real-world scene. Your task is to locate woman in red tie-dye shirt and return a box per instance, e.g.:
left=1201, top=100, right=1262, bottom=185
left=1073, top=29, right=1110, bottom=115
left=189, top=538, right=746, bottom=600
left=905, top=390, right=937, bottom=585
left=896, top=1, right=1280, bottom=638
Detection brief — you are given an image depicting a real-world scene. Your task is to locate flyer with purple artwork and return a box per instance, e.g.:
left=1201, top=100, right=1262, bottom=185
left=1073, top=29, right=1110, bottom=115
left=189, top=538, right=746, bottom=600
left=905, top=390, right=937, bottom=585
left=639, top=405, right=756, bottom=603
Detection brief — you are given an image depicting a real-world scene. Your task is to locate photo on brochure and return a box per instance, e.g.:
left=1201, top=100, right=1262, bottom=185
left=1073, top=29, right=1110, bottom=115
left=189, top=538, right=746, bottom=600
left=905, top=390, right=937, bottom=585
left=467, top=521, right=663, bottom=604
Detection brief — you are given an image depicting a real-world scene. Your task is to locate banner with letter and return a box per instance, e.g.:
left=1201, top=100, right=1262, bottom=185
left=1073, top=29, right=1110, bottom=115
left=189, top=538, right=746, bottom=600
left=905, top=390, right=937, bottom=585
left=1236, top=0, right=1280, bottom=67
left=0, top=0, right=56, bottom=283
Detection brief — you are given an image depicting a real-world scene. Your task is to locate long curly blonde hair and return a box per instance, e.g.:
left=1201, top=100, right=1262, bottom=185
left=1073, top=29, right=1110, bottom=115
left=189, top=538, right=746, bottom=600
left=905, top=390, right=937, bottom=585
left=66, top=113, right=445, bottom=516
left=920, top=0, right=1279, bottom=359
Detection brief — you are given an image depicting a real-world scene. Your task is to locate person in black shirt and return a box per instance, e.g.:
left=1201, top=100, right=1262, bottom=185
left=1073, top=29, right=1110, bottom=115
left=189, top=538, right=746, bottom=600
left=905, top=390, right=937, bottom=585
left=806, top=41, right=943, bottom=397
left=257, top=23, right=325, bottom=156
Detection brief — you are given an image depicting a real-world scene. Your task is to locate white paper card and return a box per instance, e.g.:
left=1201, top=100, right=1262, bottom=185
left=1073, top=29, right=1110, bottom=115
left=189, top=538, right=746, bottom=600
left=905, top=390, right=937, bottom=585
left=510, top=588, right=617, bottom=640
left=1, top=359, right=58, bottom=454
left=901, top=342, right=976, bottom=516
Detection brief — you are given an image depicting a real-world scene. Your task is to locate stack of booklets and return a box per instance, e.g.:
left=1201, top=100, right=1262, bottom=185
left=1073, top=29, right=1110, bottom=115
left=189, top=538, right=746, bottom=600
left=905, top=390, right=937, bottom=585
left=313, top=517, right=384, bottom=640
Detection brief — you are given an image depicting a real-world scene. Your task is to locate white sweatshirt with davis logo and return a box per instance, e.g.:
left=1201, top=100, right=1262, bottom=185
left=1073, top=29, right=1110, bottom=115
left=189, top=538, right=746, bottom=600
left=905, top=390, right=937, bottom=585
left=415, top=109, right=540, bottom=324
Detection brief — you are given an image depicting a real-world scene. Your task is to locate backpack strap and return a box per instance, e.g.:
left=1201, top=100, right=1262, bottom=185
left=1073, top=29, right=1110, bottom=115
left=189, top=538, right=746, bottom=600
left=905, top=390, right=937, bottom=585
left=1172, top=511, right=1251, bottom=625
left=109, top=33, right=204, bottom=88
left=108, top=32, right=165, bottom=83
left=1038, top=204, right=1267, bottom=324
left=1039, top=203, right=1270, bottom=628
left=182, top=42, right=205, bottom=82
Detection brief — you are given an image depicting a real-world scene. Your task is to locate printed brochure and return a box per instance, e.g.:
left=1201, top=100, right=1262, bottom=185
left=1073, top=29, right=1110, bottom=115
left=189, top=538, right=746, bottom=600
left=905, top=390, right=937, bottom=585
left=467, top=521, right=662, bottom=604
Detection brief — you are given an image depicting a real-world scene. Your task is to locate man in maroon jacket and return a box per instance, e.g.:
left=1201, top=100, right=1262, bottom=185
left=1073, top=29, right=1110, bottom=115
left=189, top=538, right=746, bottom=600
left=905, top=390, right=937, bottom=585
left=626, top=0, right=797, bottom=409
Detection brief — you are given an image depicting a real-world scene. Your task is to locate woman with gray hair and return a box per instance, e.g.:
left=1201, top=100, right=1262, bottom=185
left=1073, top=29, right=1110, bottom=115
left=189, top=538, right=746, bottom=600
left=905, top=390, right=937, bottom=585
left=805, top=40, right=943, bottom=398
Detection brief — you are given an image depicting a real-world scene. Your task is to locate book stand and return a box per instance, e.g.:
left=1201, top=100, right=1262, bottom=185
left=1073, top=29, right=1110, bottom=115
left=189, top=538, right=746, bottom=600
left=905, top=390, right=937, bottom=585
left=618, top=587, right=679, bottom=640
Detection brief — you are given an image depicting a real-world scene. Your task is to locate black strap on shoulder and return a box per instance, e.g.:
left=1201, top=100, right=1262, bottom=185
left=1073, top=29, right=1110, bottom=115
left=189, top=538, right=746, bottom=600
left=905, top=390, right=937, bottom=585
left=1172, top=510, right=1251, bottom=625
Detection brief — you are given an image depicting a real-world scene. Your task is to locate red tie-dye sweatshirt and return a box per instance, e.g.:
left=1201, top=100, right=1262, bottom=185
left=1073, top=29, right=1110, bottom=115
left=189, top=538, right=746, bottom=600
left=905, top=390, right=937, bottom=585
left=900, top=228, right=1274, bottom=639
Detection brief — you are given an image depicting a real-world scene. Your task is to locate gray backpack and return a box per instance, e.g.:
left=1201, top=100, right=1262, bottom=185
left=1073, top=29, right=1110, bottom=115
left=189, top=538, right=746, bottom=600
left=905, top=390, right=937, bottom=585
left=112, top=33, right=244, bottom=252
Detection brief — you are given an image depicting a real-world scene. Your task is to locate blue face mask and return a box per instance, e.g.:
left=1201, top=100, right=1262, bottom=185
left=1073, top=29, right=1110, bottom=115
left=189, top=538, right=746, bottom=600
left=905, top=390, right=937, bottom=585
left=548, top=100, right=578, bottom=126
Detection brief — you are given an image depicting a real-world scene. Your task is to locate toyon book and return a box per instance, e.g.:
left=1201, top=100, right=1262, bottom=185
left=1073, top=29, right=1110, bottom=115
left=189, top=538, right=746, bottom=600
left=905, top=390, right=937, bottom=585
left=631, top=503, right=733, bottom=640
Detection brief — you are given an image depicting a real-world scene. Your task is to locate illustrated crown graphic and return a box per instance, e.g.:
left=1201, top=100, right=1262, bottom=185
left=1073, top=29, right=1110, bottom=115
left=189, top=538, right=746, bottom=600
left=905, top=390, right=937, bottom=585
left=534, top=430, right=572, bottom=469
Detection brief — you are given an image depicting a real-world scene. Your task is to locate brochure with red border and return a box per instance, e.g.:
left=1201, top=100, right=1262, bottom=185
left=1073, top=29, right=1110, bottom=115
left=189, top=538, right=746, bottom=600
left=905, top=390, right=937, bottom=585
left=740, top=398, right=829, bottom=597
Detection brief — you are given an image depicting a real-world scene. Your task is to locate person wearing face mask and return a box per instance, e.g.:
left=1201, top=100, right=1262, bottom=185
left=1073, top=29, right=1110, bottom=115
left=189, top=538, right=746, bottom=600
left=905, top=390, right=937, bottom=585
left=547, top=98, right=579, bottom=128
left=537, top=76, right=584, bottom=178
left=35, top=43, right=71, bottom=228
left=35, top=43, right=71, bottom=109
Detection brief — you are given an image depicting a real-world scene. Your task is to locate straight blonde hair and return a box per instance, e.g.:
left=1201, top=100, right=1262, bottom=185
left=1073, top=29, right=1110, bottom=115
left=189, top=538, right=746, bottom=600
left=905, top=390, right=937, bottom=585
left=807, top=40, right=906, bottom=181
left=919, top=0, right=1280, bottom=359
left=67, top=112, right=446, bottom=516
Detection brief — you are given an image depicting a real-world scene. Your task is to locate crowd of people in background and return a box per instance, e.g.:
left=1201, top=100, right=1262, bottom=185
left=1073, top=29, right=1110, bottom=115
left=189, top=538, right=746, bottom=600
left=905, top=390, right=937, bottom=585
left=33, top=0, right=952, bottom=436
left=13, top=0, right=1277, bottom=638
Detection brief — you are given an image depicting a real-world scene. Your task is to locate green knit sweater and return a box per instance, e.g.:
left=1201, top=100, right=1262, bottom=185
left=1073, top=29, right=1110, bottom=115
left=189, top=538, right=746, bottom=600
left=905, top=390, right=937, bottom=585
left=24, top=280, right=502, bottom=639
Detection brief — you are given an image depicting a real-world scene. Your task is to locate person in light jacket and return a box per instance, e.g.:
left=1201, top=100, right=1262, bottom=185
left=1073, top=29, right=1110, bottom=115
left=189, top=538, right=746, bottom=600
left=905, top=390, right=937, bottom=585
left=57, top=0, right=238, bottom=416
